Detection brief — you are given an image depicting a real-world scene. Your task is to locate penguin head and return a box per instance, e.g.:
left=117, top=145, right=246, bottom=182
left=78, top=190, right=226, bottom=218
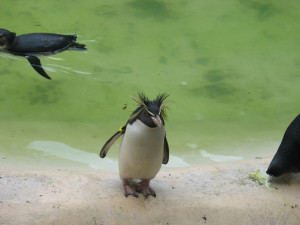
left=129, top=93, right=169, bottom=128
left=0, top=29, right=16, bottom=48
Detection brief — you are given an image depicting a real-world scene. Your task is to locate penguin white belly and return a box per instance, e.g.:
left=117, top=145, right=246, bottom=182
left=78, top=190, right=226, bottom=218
left=118, top=119, right=165, bottom=179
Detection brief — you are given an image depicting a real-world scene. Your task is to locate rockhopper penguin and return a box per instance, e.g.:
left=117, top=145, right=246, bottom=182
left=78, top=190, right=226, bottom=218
left=100, top=93, right=169, bottom=198
left=0, top=28, right=86, bottom=79
left=267, top=114, right=300, bottom=176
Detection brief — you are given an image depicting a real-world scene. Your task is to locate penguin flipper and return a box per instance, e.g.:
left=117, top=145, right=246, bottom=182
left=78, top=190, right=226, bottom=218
left=162, top=136, right=169, bottom=164
left=100, top=125, right=126, bottom=158
left=26, top=56, right=51, bottom=79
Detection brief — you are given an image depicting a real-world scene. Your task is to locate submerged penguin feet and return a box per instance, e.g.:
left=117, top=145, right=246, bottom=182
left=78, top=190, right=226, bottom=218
left=122, top=178, right=138, bottom=198
left=137, top=179, right=156, bottom=199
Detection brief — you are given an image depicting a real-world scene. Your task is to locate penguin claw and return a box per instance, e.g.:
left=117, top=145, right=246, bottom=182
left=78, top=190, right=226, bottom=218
left=139, top=188, right=156, bottom=199
left=137, top=187, right=156, bottom=198
left=133, top=193, right=138, bottom=198
left=145, top=186, right=156, bottom=198
left=122, top=179, right=156, bottom=198
left=123, top=185, right=138, bottom=198
left=122, top=179, right=138, bottom=198
left=144, top=193, right=149, bottom=199
left=137, top=180, right=156, bottom=198
left=124, top=192, right=138, bottom=198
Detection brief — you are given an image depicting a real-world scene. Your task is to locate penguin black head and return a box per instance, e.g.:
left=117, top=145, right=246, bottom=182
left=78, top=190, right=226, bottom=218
left=129, top=92, right=169, bottom=128
left=0, top=29, right=16, bottom=48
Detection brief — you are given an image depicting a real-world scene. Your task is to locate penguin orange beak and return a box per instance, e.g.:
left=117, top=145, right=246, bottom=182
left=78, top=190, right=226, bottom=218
left=151, top=115, right=162, bottom=129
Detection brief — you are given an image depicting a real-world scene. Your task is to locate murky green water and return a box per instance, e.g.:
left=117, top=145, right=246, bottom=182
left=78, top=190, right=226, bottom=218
left=0, top=0, right=300, bottom=169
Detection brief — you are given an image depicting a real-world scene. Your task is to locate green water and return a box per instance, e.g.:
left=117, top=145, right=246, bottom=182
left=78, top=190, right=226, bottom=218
left=0, top=0, right=300, bottom=169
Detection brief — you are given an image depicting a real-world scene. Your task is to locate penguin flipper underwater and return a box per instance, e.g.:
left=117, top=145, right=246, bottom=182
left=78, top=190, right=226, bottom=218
left=99, top=124, right=127, bottom=158
left=267, top=114, right=300, bottom=177
left=26, top=56, right=51, bottom=79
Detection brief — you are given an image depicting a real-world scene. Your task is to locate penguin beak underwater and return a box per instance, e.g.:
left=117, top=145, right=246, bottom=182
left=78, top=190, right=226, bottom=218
left=0, top=28, right=86, bottom=80
left=100, top=93, right=170, bottom=198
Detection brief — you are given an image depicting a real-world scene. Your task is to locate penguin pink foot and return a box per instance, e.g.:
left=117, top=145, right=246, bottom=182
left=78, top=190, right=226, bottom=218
left=137, top=179, right=156, bottom=198
left=122, top=179, right=138, bottom=198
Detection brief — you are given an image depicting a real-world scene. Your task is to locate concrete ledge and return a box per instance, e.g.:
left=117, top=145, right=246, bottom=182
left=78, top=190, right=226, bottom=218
left=0, top=158, right=299, bottom=225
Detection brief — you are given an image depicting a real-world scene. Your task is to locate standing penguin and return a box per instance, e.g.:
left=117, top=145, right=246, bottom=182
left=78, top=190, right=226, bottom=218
left=267, top=114, right=300, bottom=176
left=0, top=28, right=86, bottom=79
left=100, top=93, right=169, bottom=198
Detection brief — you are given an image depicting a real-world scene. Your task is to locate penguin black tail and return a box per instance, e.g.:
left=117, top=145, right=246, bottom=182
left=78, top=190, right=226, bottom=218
left=69, top=42, right=87, bottom=51
left=266, top=155, right=293, bottom=177
left=266, top=164, right=282, bottom=177
left=266, top=153, right=285, bottom=177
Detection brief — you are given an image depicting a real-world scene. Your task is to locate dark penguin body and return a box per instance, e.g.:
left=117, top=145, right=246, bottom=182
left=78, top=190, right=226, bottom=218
left=0, top=28, right=86, bottom=79
left=99, top=93, right=169, bottom=198
left=267, top=114, right=300, bottom=177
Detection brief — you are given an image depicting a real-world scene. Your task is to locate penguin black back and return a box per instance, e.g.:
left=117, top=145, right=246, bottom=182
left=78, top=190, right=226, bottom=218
left=267, top=114, right=300, bottom=176
left=0, top=28, right=86, bottom=79
left=6, top=33, right=83, bottom=55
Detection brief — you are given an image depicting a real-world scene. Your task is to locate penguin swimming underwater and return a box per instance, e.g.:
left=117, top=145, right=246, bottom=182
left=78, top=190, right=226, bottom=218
left=0, top=28, right=86, bottom=79
left=267, top=114, right=300, bottom=177
left=100, top=93, right=169, bottom=198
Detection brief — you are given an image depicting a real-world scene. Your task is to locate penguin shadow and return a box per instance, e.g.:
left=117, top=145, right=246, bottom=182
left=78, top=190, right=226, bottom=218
left=268, top=173, right=300, bottom=186
left=267, top=173, right=300, bottom=213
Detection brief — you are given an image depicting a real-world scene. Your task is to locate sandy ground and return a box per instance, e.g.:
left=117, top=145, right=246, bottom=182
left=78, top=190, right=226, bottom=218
left=0, top=158, right=300, bottom=225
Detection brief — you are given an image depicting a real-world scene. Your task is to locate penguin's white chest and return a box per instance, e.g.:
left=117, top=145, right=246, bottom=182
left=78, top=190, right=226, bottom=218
left=118, top=120, right=165, bottom=179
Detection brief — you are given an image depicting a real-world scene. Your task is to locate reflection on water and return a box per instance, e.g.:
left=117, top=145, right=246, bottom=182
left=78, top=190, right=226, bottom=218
left=0, top=0, right=300, bottom=168
left=27, top=140, right=189, bottom=169
left=28, top=140, right=117, bottom=170
left=46, top=63, right=92, bottom=75
left=200, top=150, right=243, bottom=163
left=0, top=53, right=21, bottom=60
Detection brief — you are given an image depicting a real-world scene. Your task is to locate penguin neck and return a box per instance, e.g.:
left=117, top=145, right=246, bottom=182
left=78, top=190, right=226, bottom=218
left=3, top=32, right=16, bottom=49
left=128, top=113, right=165, bottom=128
left=128, top=115, right=157, bottom=128
left=132, top=119, right=164, bottom=131
left=126, top=120, right=165, bottom=141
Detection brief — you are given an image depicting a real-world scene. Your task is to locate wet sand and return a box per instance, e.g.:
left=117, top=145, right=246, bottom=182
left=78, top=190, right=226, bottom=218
left=0, top=158, right=299, bottom=225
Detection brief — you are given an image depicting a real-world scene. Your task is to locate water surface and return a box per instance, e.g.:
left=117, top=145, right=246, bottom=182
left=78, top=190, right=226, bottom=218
left=0, top=0, right=300, bottom=169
